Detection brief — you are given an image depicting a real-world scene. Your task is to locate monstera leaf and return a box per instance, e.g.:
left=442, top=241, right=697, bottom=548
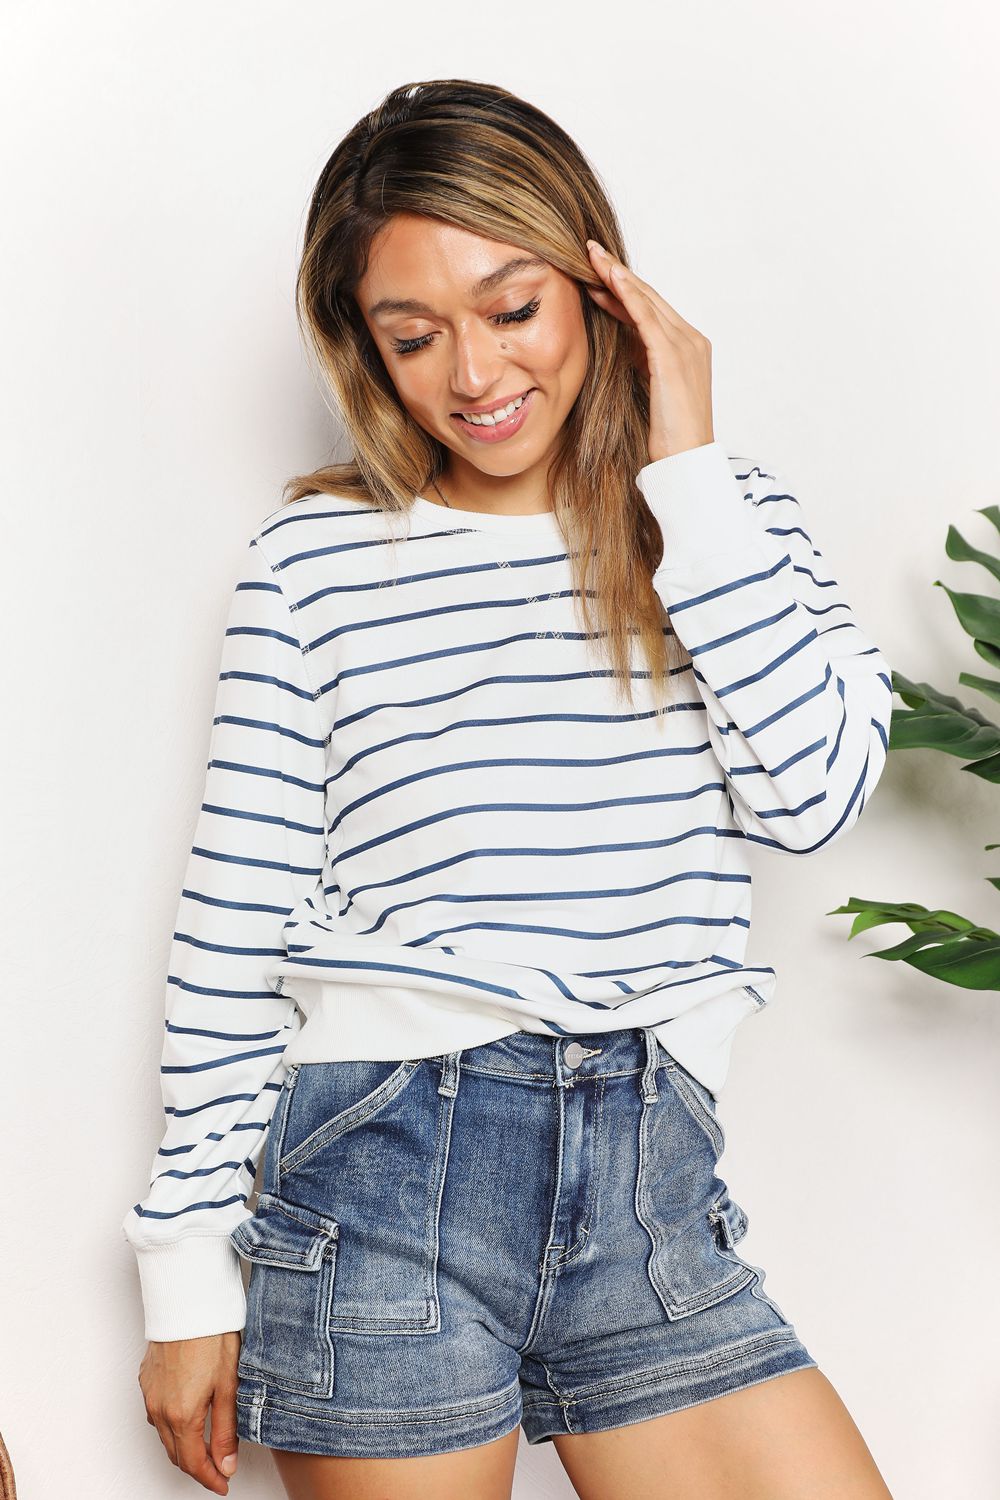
left=829, top=897, right=1000, bottom=991
left=888, top=672, right=1000, bottom=769
left=834, top=506, right=1000, bottom=993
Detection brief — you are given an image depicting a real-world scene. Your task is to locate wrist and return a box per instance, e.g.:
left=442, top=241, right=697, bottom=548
left=648, top=430, right=715, bottom=464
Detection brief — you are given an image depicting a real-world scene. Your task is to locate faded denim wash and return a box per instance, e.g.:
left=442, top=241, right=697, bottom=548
left=231, top=1027, right=817, bottom=1458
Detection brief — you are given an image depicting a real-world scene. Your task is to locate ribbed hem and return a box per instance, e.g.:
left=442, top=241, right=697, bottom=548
left=636, top=440, right=763, bottom=566
left=133, top=1234, right=247, bottom=1343
left=283, top=981, right=524, bottom=1064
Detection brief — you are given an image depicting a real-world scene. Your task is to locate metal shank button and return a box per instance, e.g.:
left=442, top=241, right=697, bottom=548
left=563, top=1041, right=585, bottom=1069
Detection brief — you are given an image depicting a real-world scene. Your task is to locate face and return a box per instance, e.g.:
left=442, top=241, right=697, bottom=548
left=355, top=213, right=589, bottom=493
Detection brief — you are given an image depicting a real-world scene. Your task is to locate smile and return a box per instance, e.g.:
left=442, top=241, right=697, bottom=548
left=449, top=389, right=536, bottom=444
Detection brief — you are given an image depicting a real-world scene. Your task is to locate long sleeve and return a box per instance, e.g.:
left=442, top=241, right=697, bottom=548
left=121, top=532, right=329, bottom=1342
left=638, top=440, right=892, bottom=854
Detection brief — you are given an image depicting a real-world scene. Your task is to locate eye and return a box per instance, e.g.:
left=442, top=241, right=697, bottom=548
left=390, top=297, right=542, bottom=357
left=493, top=295, right=541, bottom=327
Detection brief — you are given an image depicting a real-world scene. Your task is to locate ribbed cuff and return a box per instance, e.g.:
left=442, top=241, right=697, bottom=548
left=636, top=440, right=762, bottom=566
left=133, top=1235, right=247, bottom=1343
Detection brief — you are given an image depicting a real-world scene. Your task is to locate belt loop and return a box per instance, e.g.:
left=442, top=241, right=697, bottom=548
left=640, top=1028, right=660, bottom=1102
left=437, top=1049, right=461, bottom=1097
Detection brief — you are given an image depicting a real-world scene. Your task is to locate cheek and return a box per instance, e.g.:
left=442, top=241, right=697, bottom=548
left=519, top=323, right=572, bottom=378
left=392, top=366, right=439, bottom=415
left=525, top=302, right=587, bottom=380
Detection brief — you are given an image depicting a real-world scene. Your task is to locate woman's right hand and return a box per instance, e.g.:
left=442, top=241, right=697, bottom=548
left=138, top=1332, right=242, bottom=1494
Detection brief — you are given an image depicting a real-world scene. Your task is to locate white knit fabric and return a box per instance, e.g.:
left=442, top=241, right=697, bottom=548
left=122, top=439, right=893, bottom=1340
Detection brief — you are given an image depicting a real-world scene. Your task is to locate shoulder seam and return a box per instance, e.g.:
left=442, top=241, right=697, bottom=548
left=247, top=532, right=326, bottom=716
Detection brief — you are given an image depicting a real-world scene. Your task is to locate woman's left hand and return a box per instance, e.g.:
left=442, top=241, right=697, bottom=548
left=585, top=239, right=715, bottom=464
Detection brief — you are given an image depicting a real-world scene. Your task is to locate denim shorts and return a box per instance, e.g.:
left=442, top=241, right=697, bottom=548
left=231, top=1027, right=817, bottom=1458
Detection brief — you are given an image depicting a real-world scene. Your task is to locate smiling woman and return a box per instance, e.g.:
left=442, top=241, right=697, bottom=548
left=126, top=76, right=895, bottom=1500
left=356, top=216, right=588, bottom=480
left=282, top=81, right=677, bottom=699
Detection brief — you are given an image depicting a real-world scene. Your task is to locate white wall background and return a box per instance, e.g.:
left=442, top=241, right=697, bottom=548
left=2, top=1, right=998, bottom=1495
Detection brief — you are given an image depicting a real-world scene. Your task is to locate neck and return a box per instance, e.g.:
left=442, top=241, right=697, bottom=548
left=429, top=454, right=555, bottom=517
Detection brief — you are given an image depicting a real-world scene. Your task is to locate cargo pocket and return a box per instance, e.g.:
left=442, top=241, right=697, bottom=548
left=637, top=1059, right=757, bottom=1320
left=276, top=1057, right=456, bottom=1336
left=230, top=1192, right=338, bottom=1397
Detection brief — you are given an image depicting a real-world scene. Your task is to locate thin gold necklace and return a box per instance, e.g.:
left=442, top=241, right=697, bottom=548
left=430, top=477, right=558, bottom=518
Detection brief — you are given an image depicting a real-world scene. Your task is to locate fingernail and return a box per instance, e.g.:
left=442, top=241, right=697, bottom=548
left=221, top=1455, right=237, bottom=1475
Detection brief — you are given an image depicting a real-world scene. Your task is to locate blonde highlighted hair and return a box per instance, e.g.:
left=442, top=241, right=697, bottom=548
left=284, top=78, right=689, bottom=715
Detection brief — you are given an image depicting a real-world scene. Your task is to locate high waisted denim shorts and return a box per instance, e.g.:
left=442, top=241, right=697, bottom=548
left=231, top=1028, right=817, bottom=1458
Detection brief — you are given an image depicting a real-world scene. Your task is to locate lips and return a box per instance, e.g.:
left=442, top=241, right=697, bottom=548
left=452, top=387, right=533, bottom=419
left=448, top=388, right=536, bottom=444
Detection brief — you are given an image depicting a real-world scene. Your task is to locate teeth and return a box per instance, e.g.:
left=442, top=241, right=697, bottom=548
left=460, top=393, right=526, bottom=426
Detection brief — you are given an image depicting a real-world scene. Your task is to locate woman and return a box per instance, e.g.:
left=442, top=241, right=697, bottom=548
left=125, top=78, right=895, bottom=1499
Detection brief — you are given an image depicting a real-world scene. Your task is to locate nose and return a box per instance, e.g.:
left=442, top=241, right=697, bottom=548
left=449, top=321, right=510, bottom=401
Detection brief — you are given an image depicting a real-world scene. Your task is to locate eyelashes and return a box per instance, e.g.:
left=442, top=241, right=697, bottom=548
left=390, top=297, right=542, bottom=357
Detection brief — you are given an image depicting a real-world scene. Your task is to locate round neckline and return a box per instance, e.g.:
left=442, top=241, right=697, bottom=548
left=409, top=492, right=564, bottom=538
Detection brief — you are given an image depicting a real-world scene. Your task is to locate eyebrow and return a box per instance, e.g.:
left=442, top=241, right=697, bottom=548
left=367, top=256, right=548, bottom=319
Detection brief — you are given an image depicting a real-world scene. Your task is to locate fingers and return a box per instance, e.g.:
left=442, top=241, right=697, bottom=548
left=139, top=1337, right=240, bottom=1494
left=147, top=1397, right=230, bottom=1494
left=606, top=258, right=682, bottom=348
left=587, top=241, right=630, bottom=311
left=139, top=1367, right=180, bottom=1466
left=210, top=1382, right=240, bottom=1482
left=587, top=241, right=677, bottom=361
left=151, top=1414, right=178, bottom=1467
left=174, top=1416, right=231, bottom=1494
left=587, top=240, right=706, bottom=345
left=585, top=281, right=631, bottom=325
left=584, top=245, right=651, bottom=381
left=589, top=249, right=672, bottom=376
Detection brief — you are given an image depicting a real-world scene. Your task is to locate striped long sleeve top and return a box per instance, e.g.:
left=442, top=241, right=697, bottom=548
left=121, top=438, right=893, bottom=1341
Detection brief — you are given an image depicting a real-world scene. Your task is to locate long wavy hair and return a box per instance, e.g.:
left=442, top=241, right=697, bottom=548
left=283, top=78, right=690, bottom=716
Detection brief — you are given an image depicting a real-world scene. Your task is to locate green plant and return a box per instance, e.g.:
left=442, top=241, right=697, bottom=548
left=829, top=504, right=1000, bottom=991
